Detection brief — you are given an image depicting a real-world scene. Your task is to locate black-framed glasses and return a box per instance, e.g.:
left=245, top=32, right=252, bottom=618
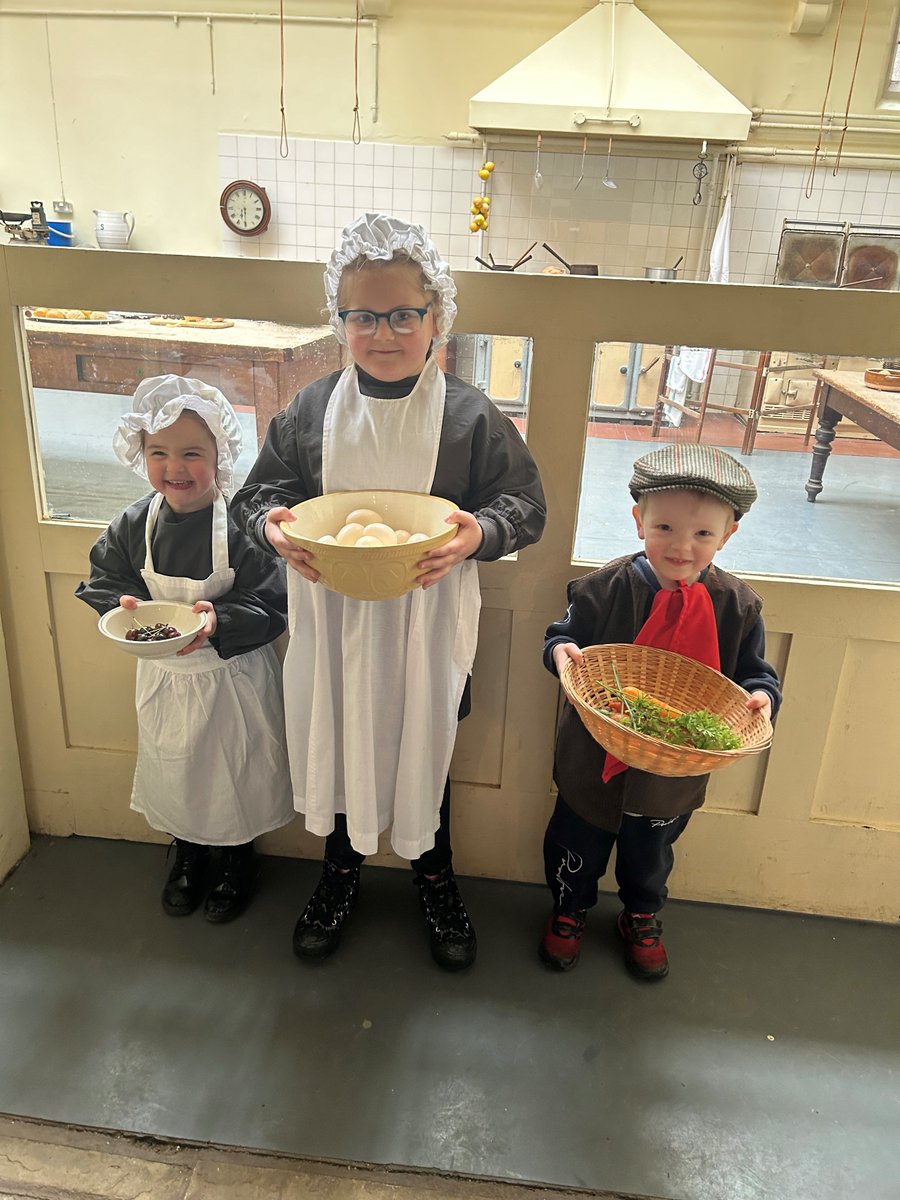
left=337, top=303, right=433, bottom=336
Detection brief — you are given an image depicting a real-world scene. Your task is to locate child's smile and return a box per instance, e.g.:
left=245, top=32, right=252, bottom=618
left=633, top=491, right=738, bottom=588
left=144, top=413, right=218, bottom=513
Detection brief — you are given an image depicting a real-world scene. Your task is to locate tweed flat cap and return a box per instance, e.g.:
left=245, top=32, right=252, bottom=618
left=629, top=444, right=758, bottom=518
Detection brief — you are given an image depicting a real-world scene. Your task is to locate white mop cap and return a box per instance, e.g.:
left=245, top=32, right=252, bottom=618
left=113, top=374, right=243, bottom=491
left=323, top=212, right=458, bottom=348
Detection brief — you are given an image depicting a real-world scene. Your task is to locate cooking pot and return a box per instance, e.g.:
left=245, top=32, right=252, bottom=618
left=644, top=256, right=683, bottom=281
left=475, top=243, right=537, bottom=272
left=542, top=243, right=599, bottom=276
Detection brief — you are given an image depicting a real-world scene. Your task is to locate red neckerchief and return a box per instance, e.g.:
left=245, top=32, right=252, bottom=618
left=601, top=576, right=720, bottom=783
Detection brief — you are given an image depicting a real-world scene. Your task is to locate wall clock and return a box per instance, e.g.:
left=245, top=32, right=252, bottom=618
left=219, top=179, right=272, bottom=237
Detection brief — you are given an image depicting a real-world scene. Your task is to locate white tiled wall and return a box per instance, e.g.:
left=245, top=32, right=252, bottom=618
left=218, top=134, right=481, bottom=268
left=219, top=134, right=900, bottom=288
left=729, top=162, right=900, bottom=284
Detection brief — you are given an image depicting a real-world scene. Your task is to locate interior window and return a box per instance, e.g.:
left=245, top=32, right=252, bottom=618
left=574, top=340, right=900, bottom=584
left=21, top=305, right=339, bottom=523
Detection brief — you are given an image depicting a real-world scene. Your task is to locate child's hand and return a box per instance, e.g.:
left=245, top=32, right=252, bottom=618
left=552, top=642, right=584, bottom=682
left=264, top=507, right=321, bottom=583
left=118, top=595, right=141, bottom=609
left=177, top=601, right=217, bottom=656
left=416, top=511, right=484, bottom=590
left=746, top=690, right=772, bottom=722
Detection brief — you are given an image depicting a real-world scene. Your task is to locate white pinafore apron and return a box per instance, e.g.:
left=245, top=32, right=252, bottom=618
left=283, top=359, right=481, bottom=859
left=131, top=492, right=293, bottom=845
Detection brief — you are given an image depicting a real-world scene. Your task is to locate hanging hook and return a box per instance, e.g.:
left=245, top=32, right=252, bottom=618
left=692, top=140, right=709, bottom=206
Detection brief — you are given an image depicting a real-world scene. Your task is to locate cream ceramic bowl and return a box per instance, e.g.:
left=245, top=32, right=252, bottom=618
left=98, top=600, right=207, bottom=659
left=280, top=489, right=459, bottom=601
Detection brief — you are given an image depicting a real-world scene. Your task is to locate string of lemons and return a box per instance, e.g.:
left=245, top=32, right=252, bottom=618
left=469, top=161, right=495, bottom=233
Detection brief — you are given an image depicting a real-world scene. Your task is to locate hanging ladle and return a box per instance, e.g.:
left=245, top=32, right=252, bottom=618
left=533, top=132, right=543, bottom=190
left=601, top=136, right=617, bottom=189
left=574, top=134, right=588, bottom=191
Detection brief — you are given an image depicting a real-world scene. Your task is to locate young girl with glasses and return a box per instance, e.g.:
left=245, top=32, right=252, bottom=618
left=232, top=213, right=546, bottom=971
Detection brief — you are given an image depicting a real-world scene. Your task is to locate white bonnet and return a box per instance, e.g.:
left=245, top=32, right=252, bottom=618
left=323, top=212, right=458, bottom=348
left=113, top=374, right=243, bottom=491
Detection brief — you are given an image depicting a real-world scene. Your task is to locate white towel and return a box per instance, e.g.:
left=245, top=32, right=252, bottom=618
left=709, top=192, right=732, bottom=284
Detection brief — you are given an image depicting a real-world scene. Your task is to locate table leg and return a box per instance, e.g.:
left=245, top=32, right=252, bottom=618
left=805, top=398, right=841, bottom=502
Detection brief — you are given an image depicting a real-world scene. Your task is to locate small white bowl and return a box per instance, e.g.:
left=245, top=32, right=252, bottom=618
left=280, top=489, right=458, bottom=601
left=98, top=600, right=207, bottom=659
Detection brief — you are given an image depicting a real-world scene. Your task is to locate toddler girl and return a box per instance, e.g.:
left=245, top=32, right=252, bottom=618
left=76, top=374, right=293, bottom=922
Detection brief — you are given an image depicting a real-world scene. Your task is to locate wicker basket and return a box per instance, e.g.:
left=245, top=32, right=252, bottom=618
left=560, top=644, right=773, bottom=778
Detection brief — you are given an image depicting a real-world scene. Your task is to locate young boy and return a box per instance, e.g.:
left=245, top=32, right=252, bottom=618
left=541, top=444, right=781, bottom=980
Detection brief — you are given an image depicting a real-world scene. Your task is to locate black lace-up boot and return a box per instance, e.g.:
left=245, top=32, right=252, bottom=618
left=292, top=859, right=361, bottom=960
left=204, top=842, right=258, bottom=924
left=414, top=865, right=477, bottom=971
left=161, top=839, right=210, bottom=916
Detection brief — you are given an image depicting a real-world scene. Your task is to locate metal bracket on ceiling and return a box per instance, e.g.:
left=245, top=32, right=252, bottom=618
left=791, top=1, right=835, bottom=35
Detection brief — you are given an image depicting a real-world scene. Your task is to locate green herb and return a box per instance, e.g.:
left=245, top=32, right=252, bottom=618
left=598, top=672, right=740, bottom=751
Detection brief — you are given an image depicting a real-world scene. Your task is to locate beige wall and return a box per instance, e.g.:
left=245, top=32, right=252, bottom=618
left=0, top=603, right=30, bottom=882
left=2, top=244, right=900, bottom=921
left=3, top=0, right=900, bottom=254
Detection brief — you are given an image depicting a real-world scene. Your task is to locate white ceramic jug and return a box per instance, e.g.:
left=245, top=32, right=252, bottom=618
left=94, top=210, right=135, bottom=250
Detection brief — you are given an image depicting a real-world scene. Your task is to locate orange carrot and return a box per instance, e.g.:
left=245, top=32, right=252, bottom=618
left=620, top=686, right=684, bottom=720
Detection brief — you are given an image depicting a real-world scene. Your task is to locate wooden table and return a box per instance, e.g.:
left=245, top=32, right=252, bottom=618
left=24, top=317, right=342, bottom=447
left=806, top=369, right=900, bottom=501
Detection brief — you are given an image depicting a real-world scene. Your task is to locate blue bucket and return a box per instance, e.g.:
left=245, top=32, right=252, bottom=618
left=47, top=220, right=74, bottom=247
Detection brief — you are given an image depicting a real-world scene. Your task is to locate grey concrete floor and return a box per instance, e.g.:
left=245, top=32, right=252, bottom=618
left=1, top=836, right=898, bottom=1200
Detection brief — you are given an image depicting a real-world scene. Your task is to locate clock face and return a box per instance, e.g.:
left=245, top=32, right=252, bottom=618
left=219, top=180, right=271, bottom=237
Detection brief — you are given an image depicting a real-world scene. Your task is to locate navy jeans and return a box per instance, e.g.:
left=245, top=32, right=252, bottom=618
left=325, top=776, right=452, bottom=875
left=543, top=794, right=691, bottom=915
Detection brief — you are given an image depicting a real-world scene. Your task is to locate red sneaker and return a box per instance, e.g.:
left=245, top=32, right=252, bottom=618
left=539, top=910, right=586, bottom=971
left=617, top=911, right=669, bottom=980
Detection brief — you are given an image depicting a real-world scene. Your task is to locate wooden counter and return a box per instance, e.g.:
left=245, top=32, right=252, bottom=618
left=806, top=369, right=900, bottom=501
left=24, top=317, right=343, bottom=446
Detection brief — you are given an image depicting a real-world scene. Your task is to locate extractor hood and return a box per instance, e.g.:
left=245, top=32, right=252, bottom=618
left=469, top=1, right=751, bottom=143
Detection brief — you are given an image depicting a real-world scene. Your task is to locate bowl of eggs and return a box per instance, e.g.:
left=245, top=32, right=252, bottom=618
left=280, top=490, right=459, bottom=601
left=98, top=600, right=207, bottom=659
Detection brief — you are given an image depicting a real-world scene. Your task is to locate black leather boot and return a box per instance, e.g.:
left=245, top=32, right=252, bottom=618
left=161, top=839, right=210, bottom=917
left=204, top=842, right=258, bottom=924
left=292, top=860, right=360, bottom=960
left=414, top=865, right=477, bottom=971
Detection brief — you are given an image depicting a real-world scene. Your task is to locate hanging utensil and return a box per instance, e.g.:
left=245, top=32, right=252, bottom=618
left=601, top=137, right=617, bottom=190
left=533, top=132, right=543, bottom=191
left=574, top=135, right=588, bottom=191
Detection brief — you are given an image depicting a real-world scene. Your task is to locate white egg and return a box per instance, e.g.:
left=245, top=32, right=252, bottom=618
left=336, top=522, right=365, bottom=546
left=363, top=522, right=398, bottom=546
left=318, top=534, right=338, bottom=544
left=345, top=508, right=384, bottom=527
left=394, top=529, right=411, bottom=544
left=407, top=532, right=430, bottom=543
left=355, top=535, right=384, bottom=548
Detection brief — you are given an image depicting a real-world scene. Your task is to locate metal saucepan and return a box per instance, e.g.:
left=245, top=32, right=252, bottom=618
left=644, top=256, right=684, bottom=281
left=475, top=242, right=537, bottom=272
left=542, top=243, right=599, bottom=276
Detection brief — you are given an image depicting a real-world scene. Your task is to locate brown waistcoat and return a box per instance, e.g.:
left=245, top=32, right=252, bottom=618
left=553, top=555, right=763, bottom=833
